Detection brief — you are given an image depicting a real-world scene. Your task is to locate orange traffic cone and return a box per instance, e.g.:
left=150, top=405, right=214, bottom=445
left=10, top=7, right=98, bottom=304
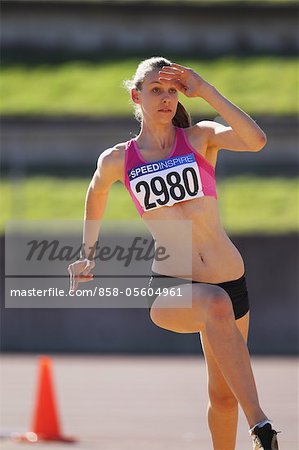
left=12, top=356, right=76, bottom=443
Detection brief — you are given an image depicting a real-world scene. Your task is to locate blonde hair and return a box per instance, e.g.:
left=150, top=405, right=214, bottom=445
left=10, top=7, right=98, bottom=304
left=124, top=56, right=191, bottom=128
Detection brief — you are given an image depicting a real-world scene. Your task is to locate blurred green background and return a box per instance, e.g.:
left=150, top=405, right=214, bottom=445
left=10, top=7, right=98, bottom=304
left=1, top=176, right=298, bottom=234
left=1, top=57, right=298, bottom=116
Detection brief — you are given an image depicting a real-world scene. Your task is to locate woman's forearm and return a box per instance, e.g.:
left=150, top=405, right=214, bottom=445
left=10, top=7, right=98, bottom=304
left=81, top=187, right=108, bottom=260
left=200, top=83, right=266, bottom=148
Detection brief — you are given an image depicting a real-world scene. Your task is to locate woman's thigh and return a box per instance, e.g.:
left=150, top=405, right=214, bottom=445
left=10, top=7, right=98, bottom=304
left=200, top=311, right=250, bottom=400
left=149, top=282, right=234, bottom=333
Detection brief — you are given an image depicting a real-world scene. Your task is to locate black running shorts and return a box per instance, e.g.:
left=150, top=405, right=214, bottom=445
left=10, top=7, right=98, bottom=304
left=146, top=271, right=250, bottom=320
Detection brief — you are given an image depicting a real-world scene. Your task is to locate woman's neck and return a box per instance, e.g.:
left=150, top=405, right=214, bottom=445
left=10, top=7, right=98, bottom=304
left=136, top=121, right=176, bottom=151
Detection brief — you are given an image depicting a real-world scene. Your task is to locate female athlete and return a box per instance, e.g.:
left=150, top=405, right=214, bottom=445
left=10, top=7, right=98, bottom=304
left=68, top=57, right=279, bottom=450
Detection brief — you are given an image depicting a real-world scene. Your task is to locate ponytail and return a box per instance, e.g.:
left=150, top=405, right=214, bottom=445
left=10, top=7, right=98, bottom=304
left=172, top=101, right=192, bottom=128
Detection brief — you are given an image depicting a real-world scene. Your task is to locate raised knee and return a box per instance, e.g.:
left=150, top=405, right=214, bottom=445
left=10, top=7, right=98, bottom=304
left=150, top=306, right=165, bottom=328
left=150, top=306, right=177, bottom=332
left=209, top=387, right=238, bottom=413
left=205, top=288, right=233, bottom=322
left=150, top=301, right=202, bottom=333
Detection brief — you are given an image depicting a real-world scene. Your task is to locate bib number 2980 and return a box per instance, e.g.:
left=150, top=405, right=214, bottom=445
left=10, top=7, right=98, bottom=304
left=135, top=167, right=199, bottom=210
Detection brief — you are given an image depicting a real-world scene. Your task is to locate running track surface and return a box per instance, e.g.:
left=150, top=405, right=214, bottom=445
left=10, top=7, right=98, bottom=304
left=0, top=356, right=298, bottom=450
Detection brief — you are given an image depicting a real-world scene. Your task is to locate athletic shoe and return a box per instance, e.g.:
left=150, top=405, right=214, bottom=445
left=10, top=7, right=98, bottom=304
left=251, top=423, right=280, bottom=449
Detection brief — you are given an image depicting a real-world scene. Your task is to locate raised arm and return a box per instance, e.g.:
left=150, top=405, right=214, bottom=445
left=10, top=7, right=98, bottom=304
left=158, top=63, right=267, bottom=152
left=68, top=145, right=123, bottom=293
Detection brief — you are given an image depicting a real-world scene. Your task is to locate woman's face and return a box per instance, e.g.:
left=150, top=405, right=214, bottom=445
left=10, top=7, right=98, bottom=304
left=133, top=69, right=179, bottom=124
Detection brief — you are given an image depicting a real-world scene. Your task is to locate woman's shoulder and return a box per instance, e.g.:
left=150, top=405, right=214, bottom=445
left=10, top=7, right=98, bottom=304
left=182, top=122, right=210, bottom=152
left=183, top=121, right=213, bottom=140
left=99, top=141, right=127, bottom=164
left=96, top=141, right=128, bottom=183
left=181, top=122, right=218, bottom=167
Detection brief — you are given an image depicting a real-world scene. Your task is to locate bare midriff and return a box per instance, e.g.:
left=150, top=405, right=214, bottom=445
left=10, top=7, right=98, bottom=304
left=143, top=196, right=245, bottom=284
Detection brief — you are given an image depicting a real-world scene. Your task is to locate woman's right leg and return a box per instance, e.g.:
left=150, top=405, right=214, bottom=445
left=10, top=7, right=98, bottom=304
left=150, top=283, right=268, bottom=430
left=200, top=311, right=250, bottom=450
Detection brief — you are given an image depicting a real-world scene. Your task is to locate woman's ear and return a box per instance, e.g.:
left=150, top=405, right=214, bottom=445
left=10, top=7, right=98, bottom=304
left=131, top=88, right=141, bottom=104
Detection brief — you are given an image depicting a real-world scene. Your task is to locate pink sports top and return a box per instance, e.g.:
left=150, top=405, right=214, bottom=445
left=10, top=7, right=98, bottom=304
left=124, top=127, right=217, bottom=216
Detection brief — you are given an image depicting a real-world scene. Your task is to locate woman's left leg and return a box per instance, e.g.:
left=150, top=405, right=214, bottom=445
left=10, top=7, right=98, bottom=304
left=200, top=312, right=250, bottom=450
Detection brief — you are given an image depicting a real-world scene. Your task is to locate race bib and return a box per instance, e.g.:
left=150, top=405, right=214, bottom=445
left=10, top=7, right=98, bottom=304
left=128, top=153, right=204, bottom=212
